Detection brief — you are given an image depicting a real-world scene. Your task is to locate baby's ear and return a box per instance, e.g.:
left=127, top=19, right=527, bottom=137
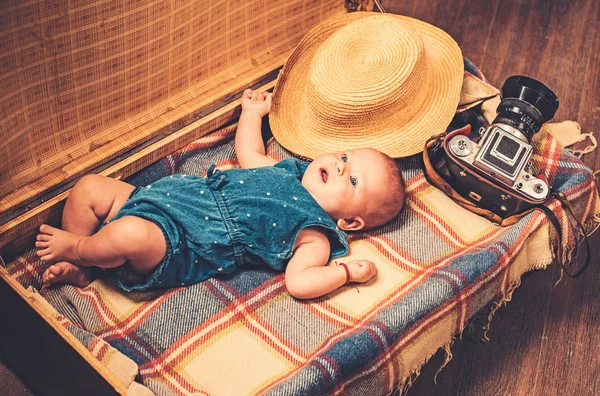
left=337, top=216, right=365, bottom=231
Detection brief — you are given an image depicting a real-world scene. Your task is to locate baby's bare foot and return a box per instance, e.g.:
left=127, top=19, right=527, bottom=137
left=42, top=262, right=93, bottom=288
left=35, top=224, right=82, bottom=263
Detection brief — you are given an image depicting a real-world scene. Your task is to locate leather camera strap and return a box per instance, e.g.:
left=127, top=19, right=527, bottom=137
left=423, top=132, right=533, bottom=226
left=537, top=193, right=591, bottom=279
left=424, top=134, right=591, bottom=278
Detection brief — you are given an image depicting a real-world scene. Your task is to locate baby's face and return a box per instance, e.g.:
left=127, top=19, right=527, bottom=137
left=302, top=148, right=393, bottom=229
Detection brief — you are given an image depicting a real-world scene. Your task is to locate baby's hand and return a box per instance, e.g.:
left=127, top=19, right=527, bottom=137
left=345, top=260, right=377, bottom=283
left=241, top=89, right=273, bottom=117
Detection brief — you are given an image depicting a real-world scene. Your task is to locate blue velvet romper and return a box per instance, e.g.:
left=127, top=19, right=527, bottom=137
left=104, top=158, right=350, bottom=291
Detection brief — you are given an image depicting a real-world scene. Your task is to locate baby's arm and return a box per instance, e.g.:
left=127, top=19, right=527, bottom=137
left=285, top=227, right=377, bottom=299
left=235, top=89, right=276, bottom=168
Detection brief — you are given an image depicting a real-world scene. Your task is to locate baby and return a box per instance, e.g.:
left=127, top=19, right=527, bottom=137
left=35, top=89, right=405, bottom=299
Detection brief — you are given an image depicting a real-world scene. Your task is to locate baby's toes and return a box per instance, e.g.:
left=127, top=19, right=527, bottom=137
left=37, top=233, right=51, bottom=241
left=39, top=224, right=54, bottom=234
left=49, top=265, right=64, bottom=277
left=43, top=272, right=55, bottom=287
left=35, top=240, right=50, bottom=248
left=37, top=250, right=54, bottom=261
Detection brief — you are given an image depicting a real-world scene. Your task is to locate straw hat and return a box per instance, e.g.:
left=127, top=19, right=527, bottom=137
left=270, top=12, right=463, bottom=159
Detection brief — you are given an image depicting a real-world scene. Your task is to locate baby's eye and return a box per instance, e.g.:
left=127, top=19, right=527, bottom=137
left=340, top=154, right=348, bottom=163
left=350, top=176, right=357, bottom=186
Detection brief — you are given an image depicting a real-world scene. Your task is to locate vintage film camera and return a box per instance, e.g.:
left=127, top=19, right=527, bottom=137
left=443, top=76, right=559, bottom=217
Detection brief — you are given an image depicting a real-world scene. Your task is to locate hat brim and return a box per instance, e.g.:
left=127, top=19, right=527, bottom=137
left=270, top=12, right=463, bottom=159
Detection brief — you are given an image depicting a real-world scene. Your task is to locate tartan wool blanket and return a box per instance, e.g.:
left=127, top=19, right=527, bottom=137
left=6, top=120, right=600, bottom=395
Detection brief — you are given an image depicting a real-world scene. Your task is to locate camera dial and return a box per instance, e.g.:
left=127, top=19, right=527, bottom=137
left=448, top=136, right=473, bottom=157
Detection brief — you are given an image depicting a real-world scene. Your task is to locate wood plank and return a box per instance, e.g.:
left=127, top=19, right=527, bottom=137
left=574, top=0, right=600, bottom=174
left=382, top=0, right=600, bottom=394
left=525, top=1, right=600, bottom=393
left=534, top=249, right=600, bottom=395
left=383, top=0, right=500, bottom=68
left=0, top=266, right=126, bottom=395
left=481, top=0, right=594, bottom=125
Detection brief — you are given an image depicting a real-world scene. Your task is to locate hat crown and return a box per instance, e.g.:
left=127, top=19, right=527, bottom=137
left=270, top=12, right=464, bottom=159
left=306, top=16, right=428, bottom=132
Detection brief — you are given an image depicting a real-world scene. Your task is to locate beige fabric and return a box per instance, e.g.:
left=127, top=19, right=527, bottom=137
left=457, top=71, right=500, bottom=112
left=481, top=95, right=502, bottom=124
left=270, top=11, right=463, bottom=159
left=127, top=381, right=156, bottom=396
left=542, top=120, right=597, bottom=158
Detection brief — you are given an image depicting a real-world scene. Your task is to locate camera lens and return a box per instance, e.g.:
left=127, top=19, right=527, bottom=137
left=493, top=76, right=559, bottom=142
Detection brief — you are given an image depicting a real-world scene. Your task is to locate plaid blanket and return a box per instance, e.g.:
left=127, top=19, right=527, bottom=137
left=6, top=120, right=599, bottom=394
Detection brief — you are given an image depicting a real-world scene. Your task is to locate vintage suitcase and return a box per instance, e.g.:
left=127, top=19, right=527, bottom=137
left=0, top=1, right=368, bottom=393
left=1, top=1, right=599, bottom=395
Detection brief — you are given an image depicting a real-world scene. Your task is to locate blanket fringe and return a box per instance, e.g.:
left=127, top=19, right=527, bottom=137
left=565, top=132, right=597, bottom=158
left=397, top=370, right=419, bottom=396
left=587, top=213, right=600, bottom=236
left=392, top=229, right=580, bottom=395
left=433, top=338, right=454, bottom=384
left=395, top=262, right=553, bottom=394
left=549, top=210, right=600, bottom=288
left=546, top=211, right=600, bottom=287
left=482, top=280, right=521, bottom=342
left=553, top=266, right=565, bottom=289
left=394, top=336, right=455, bottom=396
left=556, top=208, right=600, bottom=289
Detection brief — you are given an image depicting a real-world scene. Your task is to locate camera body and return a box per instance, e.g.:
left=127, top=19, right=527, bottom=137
left=447, top=124, right=547, bottom=201
left=442, top=76, right=559, bottom=217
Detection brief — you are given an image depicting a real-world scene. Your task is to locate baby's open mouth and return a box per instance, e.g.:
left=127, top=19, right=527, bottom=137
left=321, top=169, right=328, bottom=183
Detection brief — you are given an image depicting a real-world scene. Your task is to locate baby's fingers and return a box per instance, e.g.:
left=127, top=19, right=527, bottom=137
left=265, top=92, right=273, bottom=109
left=361, top=260, right=377, bottom=279
left=244, top=89, right=253, bottom=98
left=362, top=260, right=377, bottom=275
left=348, top=260, right=377, bottom=282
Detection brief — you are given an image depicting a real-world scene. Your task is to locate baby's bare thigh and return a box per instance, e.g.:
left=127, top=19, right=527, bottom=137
left=104, top=178, right=136, bottom=222
left=72, top=174, right=136, bottom=222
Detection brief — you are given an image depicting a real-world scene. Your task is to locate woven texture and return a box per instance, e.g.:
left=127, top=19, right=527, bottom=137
left=270, top=12, right=463, bottom=159
left=0, top=0, right=347, bottom=213
left=6, top=120, right=599, bottom=395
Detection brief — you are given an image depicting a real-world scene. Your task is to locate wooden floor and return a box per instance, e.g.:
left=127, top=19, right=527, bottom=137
left=379, top=0, right=600, bottom=395
left=1, top=1, right=599, bottom=395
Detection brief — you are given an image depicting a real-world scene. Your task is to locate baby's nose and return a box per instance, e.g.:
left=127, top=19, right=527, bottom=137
left=335, top=161, right=346, bottom=175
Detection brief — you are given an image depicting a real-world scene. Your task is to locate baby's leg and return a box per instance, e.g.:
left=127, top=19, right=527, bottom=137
left=37, top=174, right=136, bottom=286
left=62, top=174, right=136, bottom=235
left=37, top=216, right=166, bottom=275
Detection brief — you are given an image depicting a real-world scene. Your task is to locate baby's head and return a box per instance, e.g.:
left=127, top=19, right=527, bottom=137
left=302, top=148, right=405, bottom=231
